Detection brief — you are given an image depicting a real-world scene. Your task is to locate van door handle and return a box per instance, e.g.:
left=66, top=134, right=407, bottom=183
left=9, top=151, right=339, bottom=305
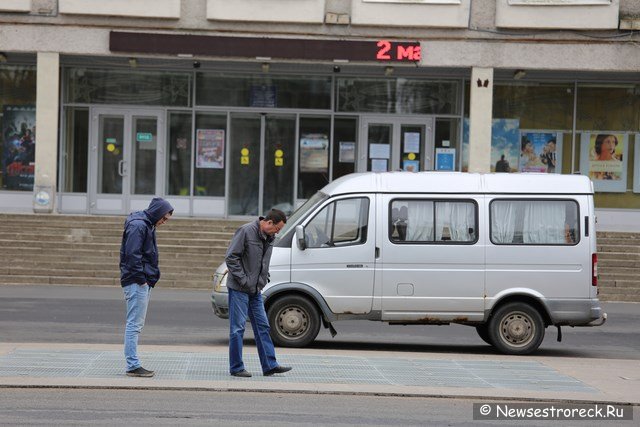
left=375, top=247, right=380, bottom=258
left=346, top=264, right=364, bottom=268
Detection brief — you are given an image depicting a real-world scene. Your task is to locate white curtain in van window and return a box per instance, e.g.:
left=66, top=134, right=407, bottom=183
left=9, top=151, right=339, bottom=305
left=434, top=202, right=473, bottom=241
left=449, top=203, right=474, bottom=241
left=491, top=201, right=516, bottom=244
left=523, top=201, right=565, bottom=244
left=407, top=201, right=433, bottom=241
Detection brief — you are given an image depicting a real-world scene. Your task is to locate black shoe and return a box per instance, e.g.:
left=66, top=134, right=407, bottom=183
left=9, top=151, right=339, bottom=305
left=231, top=369, right=252, bottom=378
left=264, top=365, right=292, bottom=376
left=126, top=367, right=155, bottom=377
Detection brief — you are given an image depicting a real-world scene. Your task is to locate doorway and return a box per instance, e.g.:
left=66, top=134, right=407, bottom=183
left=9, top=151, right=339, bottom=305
left=227, top=113, right=296, bottom=216
left=358, top=116, right=434, bottom=172
left=88, top=108, right=165, bottom=214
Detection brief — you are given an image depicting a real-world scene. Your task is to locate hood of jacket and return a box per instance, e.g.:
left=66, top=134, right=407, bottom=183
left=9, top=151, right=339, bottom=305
left=143, top=197, right=174, bottom=225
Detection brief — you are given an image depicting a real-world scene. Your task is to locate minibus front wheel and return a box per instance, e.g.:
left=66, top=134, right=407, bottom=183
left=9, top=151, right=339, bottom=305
left=267, top=295, right=321, bottom=348
left=488, top=302, right=545, bottom=355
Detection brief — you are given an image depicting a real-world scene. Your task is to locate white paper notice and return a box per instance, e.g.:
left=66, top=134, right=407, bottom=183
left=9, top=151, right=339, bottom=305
left=369, top=143, right=390, bottom=159
left=403, top=132, right=421, bottom=153
left=371, top=159, right=388, bottom=172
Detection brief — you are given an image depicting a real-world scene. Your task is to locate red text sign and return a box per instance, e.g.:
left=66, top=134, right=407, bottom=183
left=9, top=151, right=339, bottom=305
left=376, top=40, right=421, bottom=62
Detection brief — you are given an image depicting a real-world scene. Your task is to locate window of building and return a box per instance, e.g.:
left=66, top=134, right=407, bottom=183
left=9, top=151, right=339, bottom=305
left=390, top=199, right=477, bottom=243
left=576, top=84, right=640, bottom=200
left=194, top=113, right=226, bottom=196
left=332, top=117, right=358, bottom=181
left=489, top=82, right=574, bottom=175
left=305, top=197, right=369, bottom=248
left=336, top=78, right=459, bottom=114
left=490, top=199, right=579, bottom=245
left=0, top=65, right=37, bottom=191
left=167, top=111, right=192, bottom=196
left=65, top=68, right=191, bottom=106
left=62, top=107, right=89, bottom=193
left=298, top=116, right=331, bottom=199
left=196, top=73, right=331, bottom=109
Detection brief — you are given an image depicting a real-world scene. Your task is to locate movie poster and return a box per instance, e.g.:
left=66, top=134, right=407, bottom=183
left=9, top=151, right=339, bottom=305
left=195, top=129, right=225, bottom=169
left=519, top=131, right=562, bottom=173
left=2, top=105, right=36, bottom=191
left=491, top=119, right=520, bottom=173
left=580, top=132, right=628, bottom=193
left=462, top=118, right=520, bottom=173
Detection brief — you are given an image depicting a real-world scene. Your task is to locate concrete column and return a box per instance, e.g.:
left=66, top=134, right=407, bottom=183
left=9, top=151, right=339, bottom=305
left=468, top=67, right=493, bottom=173
left=34, top=52, right=60, bottom=213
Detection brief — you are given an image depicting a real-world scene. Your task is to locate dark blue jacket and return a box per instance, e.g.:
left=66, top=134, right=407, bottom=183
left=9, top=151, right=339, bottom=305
left=120, top=197, right=174, bottom=287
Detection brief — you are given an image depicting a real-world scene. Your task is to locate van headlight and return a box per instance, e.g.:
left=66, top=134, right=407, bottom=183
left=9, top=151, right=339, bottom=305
left=213, top=271, right=228, bottom=293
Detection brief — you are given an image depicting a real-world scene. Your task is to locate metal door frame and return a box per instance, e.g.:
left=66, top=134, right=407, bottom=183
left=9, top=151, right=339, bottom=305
left=358, top=115, right=435, bottom=172
left=88, top=107, right=164, bottom=214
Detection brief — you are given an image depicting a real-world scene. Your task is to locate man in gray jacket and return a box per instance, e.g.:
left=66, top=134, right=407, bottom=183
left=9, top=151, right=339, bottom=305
left=225, top=209, right=292, bottom=377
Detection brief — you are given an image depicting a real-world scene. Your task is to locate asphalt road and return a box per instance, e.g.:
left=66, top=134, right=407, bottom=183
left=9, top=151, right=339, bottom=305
left=0, top=285, right=637, bottom=360
left=1, top=389, right=637, bottom=426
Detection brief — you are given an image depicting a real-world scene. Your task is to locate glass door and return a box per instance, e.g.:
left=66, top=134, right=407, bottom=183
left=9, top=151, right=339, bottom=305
left=359, top=116, right=434, bottom=172
left=228, top=113, right=295, bottom=216
left=89, top=108, right=164, bottom=214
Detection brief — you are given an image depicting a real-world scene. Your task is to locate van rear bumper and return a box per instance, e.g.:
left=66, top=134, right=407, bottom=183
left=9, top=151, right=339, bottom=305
left=545, top=298, right=605, bottom=326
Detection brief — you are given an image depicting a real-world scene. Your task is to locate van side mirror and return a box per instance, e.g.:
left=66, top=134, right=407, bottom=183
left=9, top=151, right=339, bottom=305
left=295, top=225, right=306, bottom=250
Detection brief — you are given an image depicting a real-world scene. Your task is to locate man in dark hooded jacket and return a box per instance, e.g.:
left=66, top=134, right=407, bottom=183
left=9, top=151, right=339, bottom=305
left=120, top=197, right=173, bottom=377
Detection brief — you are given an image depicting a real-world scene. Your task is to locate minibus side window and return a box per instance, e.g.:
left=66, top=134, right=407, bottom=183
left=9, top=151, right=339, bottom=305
left=489, top=199, right=579, bottom=245
left=389, top=199, right=477, bottom=244
left=305, top=198, right=369, bottom=248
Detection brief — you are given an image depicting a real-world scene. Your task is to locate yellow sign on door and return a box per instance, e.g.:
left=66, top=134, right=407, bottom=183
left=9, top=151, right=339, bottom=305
left=241, top=156, right=249, bottom=165
left=275, top=158, right=283, bottom=166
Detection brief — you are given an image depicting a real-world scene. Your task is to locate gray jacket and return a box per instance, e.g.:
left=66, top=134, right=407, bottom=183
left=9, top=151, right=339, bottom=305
left=225, top=219, right=274, bottom=294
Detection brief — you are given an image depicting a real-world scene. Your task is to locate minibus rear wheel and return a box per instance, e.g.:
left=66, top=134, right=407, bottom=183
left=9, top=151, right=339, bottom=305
left=267, top=295, right=321, bottom=348
left=488, top=302, right=545, bottom=355
left=475, top=325, right=493, bottom=346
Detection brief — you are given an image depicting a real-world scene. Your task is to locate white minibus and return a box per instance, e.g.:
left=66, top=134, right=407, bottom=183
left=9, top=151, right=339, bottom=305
left=212, top=172, right=606, bottom=355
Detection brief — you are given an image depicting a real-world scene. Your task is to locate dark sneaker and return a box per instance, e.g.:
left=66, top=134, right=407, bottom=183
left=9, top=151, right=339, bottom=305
left=231, top=369, right=252, bottom=378
left=126, top=367, right=155, bottom=377
left=264, top=365, right=292, bottom=376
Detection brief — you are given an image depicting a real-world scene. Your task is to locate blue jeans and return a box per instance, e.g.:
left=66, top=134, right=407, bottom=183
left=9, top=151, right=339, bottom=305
left=228, top=288, right=278, bottom=374
left=123, top=283, right=151, bottom=372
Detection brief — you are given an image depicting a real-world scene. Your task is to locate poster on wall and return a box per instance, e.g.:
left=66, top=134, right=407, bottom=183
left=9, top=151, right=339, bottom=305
left=300, top=133, right=329, bottom=173
left=634, top=136, right=640, bottom=194
left=509, top=1, right=611, bottom=5
left=519, top=131, right=562, bottom=173
left=490, top=119, right=520, bottom=173
left=2, top=105, right=36, bottom=191
left=196, top=129, right=225, bottom=169
left=461, top=118, right=469, bottom=172
left=579, top=132, right=627, bottom=193
left=338, top=142, right=355, bottom=163
left=462, top=118, right=520, bottom=172
left=435, top=148, right=456, bottom=171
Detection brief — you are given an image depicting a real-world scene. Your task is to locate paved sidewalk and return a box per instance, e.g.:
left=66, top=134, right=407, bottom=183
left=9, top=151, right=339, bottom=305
left=0, top=343, right=638, bottom=405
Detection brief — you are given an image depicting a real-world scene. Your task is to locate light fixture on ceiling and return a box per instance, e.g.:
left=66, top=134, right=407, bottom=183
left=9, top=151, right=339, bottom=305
left=513, top=69, right=527, bottom=80
left=384, top=66, right=394, bottom=77
left=261, top=62, right=270, bottom=73
left=128, top=57, right=138, bottom=68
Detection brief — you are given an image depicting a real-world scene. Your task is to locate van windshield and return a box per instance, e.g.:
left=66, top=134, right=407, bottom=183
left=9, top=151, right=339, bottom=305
left=275, top=191, right=328, bottom=245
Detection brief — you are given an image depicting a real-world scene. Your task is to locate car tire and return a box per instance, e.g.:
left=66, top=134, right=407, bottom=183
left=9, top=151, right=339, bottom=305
left=475, top=324, right=493, bottom=346
left=488, top=302, right=545, bottom=355
left=268, top=295, right=321, bottom=348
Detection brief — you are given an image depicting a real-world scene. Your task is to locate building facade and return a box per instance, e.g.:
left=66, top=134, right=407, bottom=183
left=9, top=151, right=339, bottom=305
left=0, top=0, right=639, bottom=229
